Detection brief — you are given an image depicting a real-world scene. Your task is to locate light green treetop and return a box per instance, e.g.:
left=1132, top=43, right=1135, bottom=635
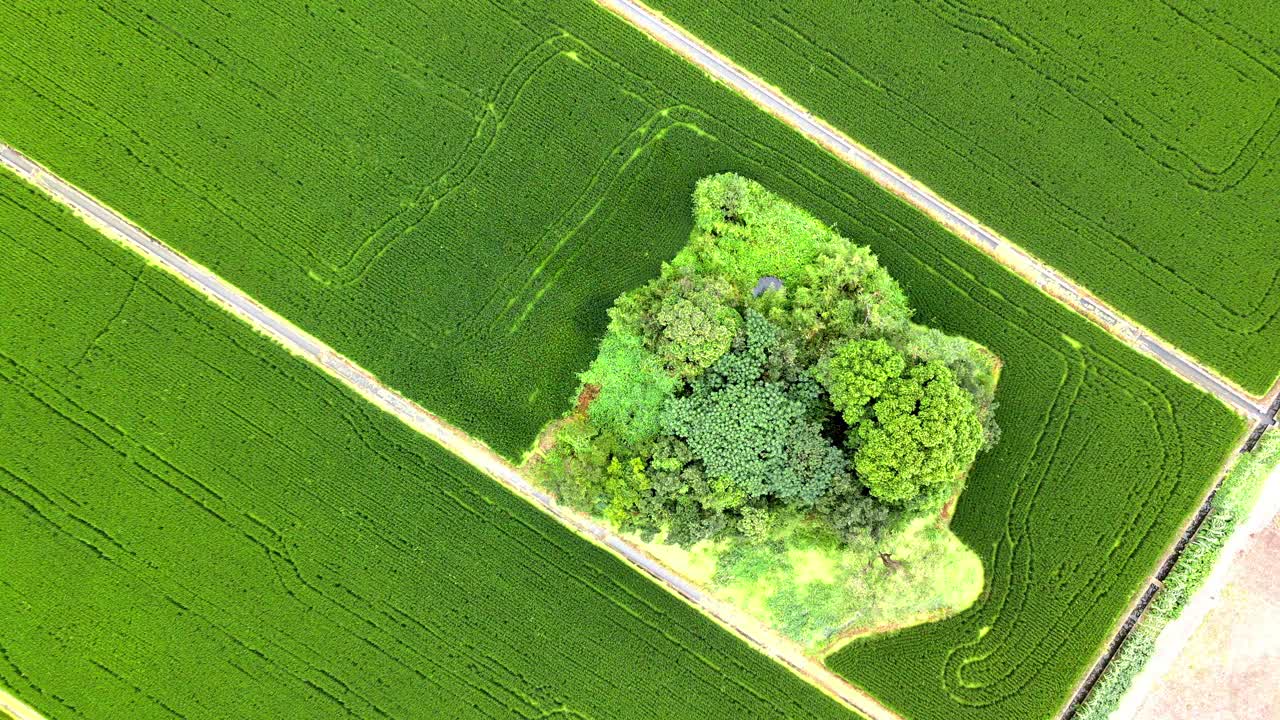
left=655, top=287, right=739, bottom=378
left=853, top=362, right=983, bottom=504
left=819, top=338, right=906, bottom=419
left=580, top=332, right=678, bottom=443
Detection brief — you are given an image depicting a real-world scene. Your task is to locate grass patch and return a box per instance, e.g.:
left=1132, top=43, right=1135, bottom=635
left=634, top=513, right=985, bottom=652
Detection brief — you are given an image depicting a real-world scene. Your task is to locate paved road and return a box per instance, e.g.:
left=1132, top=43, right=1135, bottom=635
left=600, top=0, right=1275, bottom=426
left=0, top=143, right=901, bottom=720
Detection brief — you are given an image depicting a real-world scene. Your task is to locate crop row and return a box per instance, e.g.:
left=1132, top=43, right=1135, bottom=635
left=0, top=2, right=1245, bottom=719
left=645, top=0, right=1280, bottom=394
left=0, top=174, right=855, bottom=718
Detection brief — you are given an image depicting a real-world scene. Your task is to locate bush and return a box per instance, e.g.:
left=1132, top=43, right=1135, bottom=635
left=819, top=338, right=905, bottom=420
left=852, top=362, right=983, bottom=504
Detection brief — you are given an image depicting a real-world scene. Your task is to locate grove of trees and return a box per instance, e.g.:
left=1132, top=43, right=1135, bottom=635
left=534, top=174, right=999, bottom=548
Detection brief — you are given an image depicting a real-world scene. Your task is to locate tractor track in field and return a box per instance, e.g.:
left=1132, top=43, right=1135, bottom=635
left=596, top=0, right=1278, bottom=427
left=0, top=143, right=902, bottom=720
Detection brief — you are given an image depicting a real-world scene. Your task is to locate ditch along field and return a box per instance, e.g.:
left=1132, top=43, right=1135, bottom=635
left=0, top=1, right=1246, bottom=719
left=645, top=0, right=1280, bottom=395
left=0, top=173, right=859, bottom=720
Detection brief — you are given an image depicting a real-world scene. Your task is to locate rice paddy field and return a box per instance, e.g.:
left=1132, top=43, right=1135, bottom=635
left=644, top=0, right=1280, bottom=395
left=0, top=1, right=1248, bottom=719
left=0, top=172, right=859, bottom=719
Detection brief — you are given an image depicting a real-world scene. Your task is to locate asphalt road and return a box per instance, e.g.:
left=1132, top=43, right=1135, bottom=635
left=602, top=0, right=1275, bottom=426
left=0, top=142, right=900, bottom=720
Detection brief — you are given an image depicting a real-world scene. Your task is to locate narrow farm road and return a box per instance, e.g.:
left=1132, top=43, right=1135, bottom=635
left=596, top=0, right=1276, bottom=425
left=0, top=144, right=902, bottom=720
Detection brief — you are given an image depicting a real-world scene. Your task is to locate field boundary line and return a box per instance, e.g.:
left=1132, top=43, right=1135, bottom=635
left=596, top=0, right=1276, bottom=424
left=1061, top=402, right=1279, bottom=718
left=0, top=143, right=900, bottom=720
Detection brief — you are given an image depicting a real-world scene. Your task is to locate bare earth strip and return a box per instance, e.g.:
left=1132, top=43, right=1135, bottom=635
left=0, top=144, right=899, bottom=720
left=1130, top=516, right=1280, bottom=720
left=595, top=0, right=1277, bottom=424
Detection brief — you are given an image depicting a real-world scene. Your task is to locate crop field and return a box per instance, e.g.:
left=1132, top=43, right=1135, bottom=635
left=0, top=1, right=1247, bottom=719
left=0, top=173, right=857, bottom=719
left=645, top=0, right=1280, bottom=395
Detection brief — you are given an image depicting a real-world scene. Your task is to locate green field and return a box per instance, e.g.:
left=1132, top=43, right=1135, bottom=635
left=0, top=173, right=860, bottom=719
left=0, top=1, right=1247, bottom=719
left=646, top=0, right=1280, bottom=395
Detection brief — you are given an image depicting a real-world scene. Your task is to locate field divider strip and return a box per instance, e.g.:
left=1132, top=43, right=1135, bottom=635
left=0, top=142, right=901, bottom=720
left=596, top=0, right=1277, bottom=423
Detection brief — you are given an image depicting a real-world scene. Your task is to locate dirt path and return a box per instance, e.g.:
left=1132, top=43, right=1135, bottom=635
left=0, top=144, right=901, bottom=720
left=1130, top=514, right=1280, bottom=720
left=595, top=0, right=1276, bottom=424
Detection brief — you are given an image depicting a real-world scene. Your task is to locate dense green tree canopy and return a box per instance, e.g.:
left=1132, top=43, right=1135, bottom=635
left=580, top=332, right=677, bottom=443
left=662, top=325, right=845, bottom=506
left=611, top=272, right=739, bottom=379
left=534, top=174, right=999, bottom=548
left=655, top=288, right=738, bottom=378
left=820, top=338, right=905, bottom=419
left=852, top=362, right=984, bottom=504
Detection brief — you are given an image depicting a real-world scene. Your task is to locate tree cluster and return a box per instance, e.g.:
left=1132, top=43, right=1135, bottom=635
left=534, top=174, right=999, bottom=548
